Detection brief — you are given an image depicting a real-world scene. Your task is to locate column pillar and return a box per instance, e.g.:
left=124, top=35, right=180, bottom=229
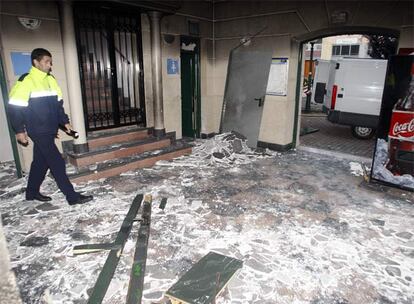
left=59, top=0, right=88, bottom=153
left=148, top=11, right=165, bottom=137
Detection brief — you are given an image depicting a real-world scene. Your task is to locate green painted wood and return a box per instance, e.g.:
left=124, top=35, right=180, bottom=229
left=300, top=127, right=319, bottom=136
left=72, top=243, right=121, bottom=255
left=0, top=52, right=22, bottom=177
left=159, top=197, right=167, bottom=210
left=165, top=252, right=243, bottom=304
left=87, top=193, right=143, bottom=304
left=180, top=37, right=201, bottom=139
left=181, top=51, right=195, bottom=137
left=126, top=199, right=152, bottom=304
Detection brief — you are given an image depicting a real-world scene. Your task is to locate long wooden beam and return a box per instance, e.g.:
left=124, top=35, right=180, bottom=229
left=126, top=194, right=152, bottom=304
left=87, top=193, right=143, bottom=304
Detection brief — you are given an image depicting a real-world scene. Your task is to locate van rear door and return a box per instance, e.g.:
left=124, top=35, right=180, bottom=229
left=324, top=60, right=338, bottom=111
left=334, top=59, right=387, bottom=116
left=312, top=60, right=331, bottom=104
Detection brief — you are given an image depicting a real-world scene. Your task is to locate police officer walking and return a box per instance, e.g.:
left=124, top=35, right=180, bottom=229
left=8, top=48, right=93, bottom=205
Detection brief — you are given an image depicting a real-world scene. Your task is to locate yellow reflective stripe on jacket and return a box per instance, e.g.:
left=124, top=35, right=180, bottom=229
left=8, top=80, right=30, bottom=107
left=8, top=66, right=64, bottom=105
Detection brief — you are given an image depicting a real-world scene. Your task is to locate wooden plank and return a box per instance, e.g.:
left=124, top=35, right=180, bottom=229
left=165, top=252, right=243, bottom=304
left=87, top=193, right=143, bottom=304
left=72, top=243, right=121, bottom=255
left=159, top=197, right=168, bottom=210
left=126, top=194, right=152, bottom=304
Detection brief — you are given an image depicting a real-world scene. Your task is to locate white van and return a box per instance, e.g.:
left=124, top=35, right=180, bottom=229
left=323, top=58, right=388, bottom=139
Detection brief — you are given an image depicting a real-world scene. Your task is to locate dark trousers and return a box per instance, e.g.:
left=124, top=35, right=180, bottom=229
left=26, top=135, right=79, bottom=203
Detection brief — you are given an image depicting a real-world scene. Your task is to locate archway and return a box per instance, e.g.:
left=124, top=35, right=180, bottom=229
left=291, top=26, right=400, bottom=158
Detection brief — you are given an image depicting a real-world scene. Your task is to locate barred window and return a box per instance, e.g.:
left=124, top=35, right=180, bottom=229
left=332, top=44, right=360, bottom=56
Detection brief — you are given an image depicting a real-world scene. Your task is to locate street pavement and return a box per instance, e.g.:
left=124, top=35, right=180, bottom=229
left=300, top=111, right=376, bottom=159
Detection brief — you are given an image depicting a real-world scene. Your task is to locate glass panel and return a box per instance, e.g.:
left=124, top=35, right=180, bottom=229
left=78, top=12, right=114, bottom=129
left=350, top=45, right=360, bottom=56
left=75, top=7, right=145, bottom=130
left=341, top=45, right=350, bottom=55
left=113, top=16, right=141, bottom=125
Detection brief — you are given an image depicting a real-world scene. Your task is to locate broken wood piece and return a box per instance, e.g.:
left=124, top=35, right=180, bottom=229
left=362, top=163, right=371, bottom=183
left=165, top=252, right=243, bottom=304
left=159, top=197, right=167, bottom=210
left=72, top=243, right=122, bottom=255
left=126, top=194, right=152, bottom=304
left=87, top=193, right=143, bottom=304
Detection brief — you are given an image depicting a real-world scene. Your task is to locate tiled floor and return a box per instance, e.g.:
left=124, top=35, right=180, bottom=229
left=0, top=135, right=412, bottom=304
left=300, top=112, right=376, bottom=159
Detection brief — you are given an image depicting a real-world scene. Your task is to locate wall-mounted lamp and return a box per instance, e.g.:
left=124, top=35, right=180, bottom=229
left=18, top=17, right=41, bottom=30
left=163, top=34, right=175, bottom=44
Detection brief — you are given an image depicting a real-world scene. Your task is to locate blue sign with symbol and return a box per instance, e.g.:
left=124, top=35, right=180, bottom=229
left=167, top=59, right=179, bottom=75
left=11, top=52, right=32, bottom=76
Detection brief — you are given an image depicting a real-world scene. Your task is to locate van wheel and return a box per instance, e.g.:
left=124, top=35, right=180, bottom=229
left=351, top=126, right=375, bottom=139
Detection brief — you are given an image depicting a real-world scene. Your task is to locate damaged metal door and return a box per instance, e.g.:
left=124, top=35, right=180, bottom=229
left=221, top=48, right=272, bottom=147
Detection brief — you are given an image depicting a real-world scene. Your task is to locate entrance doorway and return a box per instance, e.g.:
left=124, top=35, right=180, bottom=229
left=293, top=28, right=399, bottom=159
left=180, top=36, right=201, bottom=138
left=74, top=4, right=146, bottom=131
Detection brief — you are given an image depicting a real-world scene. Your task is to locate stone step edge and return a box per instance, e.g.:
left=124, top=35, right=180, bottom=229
left=87, top=129, right=150, bottom=149
left=87, top=126, right=152, bottom=140
left=67, top=136, right=171, bottom=159
left=68, top=138, right=172, bottom=168
left=87, top=130, right=151, bottom=148
left=69, top=145, right=193, bottom=183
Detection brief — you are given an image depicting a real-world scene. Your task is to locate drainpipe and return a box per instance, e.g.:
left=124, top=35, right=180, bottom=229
left=148, top=11, right=165, bottom=137
left=59, top=0, right=89, bottom=153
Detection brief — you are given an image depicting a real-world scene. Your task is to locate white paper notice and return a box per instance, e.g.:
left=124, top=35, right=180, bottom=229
left=266, top=58, right=289, bottom=96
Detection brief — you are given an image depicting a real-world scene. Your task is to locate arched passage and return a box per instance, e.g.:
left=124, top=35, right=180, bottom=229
left=291, top=26, right=400, bottom=150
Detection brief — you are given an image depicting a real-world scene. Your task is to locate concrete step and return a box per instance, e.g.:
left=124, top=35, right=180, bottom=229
left=67, top=137, right=172, bottom=167
left=87, top=127, right=150, bottom=149
left=69, top=142, right=192, bottom=183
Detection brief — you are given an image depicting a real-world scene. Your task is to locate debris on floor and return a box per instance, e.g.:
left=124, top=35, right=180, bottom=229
left=87, top=194, right=144, bottom=304
left=349, top=162, right=364, bottom=177
left=156, top=132, right=279, bottom=169
left=372, top=139, right=414, bottom=189
left=165, top=251, right=243, bottom=304
left=0, top=135, right=413, bottom=304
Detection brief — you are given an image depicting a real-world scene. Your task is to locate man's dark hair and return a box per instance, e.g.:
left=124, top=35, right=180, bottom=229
left=31, top=48, right=52, bottom=66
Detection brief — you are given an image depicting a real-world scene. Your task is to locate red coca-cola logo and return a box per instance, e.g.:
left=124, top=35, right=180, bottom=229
left=393, top=118, right=414, bottom=135
left=389, top=110, right=414, bottom=139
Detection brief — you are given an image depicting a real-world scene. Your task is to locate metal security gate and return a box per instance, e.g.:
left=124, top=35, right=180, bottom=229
left=74, top=6, right=146, bottom=131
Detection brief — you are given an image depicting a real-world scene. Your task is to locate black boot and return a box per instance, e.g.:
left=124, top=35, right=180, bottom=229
left=26, top=193, right=52, bottom=202
left=68, top=194, right=93, bottom=206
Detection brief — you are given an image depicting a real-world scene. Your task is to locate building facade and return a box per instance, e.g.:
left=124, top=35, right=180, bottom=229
left=0, top=0, right=413, bottom=171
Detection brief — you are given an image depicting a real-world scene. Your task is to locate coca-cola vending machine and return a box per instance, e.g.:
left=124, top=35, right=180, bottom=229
left=371, top=55, right=414, bottom=191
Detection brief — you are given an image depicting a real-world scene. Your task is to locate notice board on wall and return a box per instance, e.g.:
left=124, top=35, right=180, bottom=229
left=266, top=57, right=289, bottom=96
left=11, top=52, right=32, bottom=76
left=167, top=58, right=179, bottom=75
